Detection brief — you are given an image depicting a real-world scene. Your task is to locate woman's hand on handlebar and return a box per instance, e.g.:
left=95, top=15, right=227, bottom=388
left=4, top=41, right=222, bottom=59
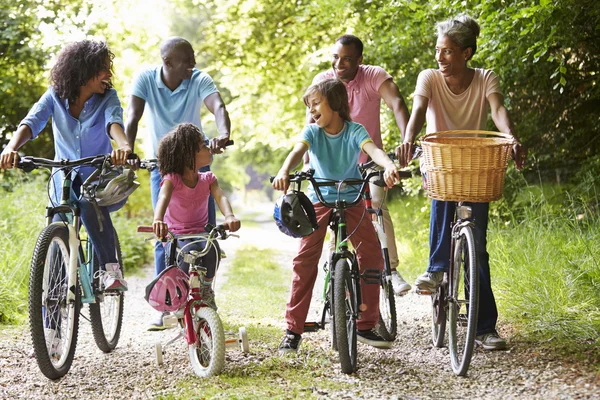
left=111, top=145, right=132, bottom=166
left=153, top=220, right=169, bottom=240
left=395, top=142, right=414, bottom=168
left=224, top=215, right=241, bottom=232
left=0, top=147, right=19, bottom=170
left=271, top=169, right=290, bottom=192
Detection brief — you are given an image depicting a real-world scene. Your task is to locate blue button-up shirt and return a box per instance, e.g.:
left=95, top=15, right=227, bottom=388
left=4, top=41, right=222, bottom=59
left=20, top=87, right=124, bottom=203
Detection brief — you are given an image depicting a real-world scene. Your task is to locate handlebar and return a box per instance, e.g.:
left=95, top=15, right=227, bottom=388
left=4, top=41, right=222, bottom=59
left=16, top=153, right=139, bottom=173
left=270, top=169, right=378, bottom=210
left=137, top=223, right=231, bottom=241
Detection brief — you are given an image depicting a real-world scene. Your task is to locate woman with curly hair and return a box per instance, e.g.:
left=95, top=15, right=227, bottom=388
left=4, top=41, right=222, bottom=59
left=0, top=40, right=131, bottom=291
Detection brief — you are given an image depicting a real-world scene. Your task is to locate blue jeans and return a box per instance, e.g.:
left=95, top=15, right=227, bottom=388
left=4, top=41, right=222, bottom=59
left=428, top=200, right=498, bottom=336
left=150, top=166, right=216, bottom=276
left=53, top=177, right=125, bottom=267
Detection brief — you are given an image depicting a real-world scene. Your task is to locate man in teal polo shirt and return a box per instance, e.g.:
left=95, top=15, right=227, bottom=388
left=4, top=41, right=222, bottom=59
left=125, top=37, right=232, bottom=330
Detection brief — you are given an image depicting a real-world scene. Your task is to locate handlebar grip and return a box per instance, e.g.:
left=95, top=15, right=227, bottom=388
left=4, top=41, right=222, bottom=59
left=225, top=140, right=234, bottom=147
left=137, top=226, right=154, bottom=233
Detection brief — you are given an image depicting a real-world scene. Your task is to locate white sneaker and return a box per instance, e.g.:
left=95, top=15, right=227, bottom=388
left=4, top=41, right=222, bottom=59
left=103, top=263, right=128, bottom=291
left=391, top=270, right=411, bottom=296
left=414, top=271, right=444, bottom=294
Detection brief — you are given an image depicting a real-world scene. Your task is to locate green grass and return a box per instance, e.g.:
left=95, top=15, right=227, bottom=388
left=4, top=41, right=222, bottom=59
left=166, top=245, right=352, bottom=399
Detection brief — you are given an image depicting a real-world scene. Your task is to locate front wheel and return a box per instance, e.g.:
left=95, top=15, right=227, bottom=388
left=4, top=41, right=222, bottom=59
left=29, top=223, right=81, bottom=380
left=376, top=267, right=397, bottom=341
left=189, top=307, right=225, bottom=377
left=89, top=229, right=124, bottom=352
left=333, top=259, right=358, bottom=374
left=448, top=225, right=479, bottom=376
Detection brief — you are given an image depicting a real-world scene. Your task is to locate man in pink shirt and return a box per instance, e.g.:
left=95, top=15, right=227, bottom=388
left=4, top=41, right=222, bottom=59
left=310, top=35, right=411, bottom=295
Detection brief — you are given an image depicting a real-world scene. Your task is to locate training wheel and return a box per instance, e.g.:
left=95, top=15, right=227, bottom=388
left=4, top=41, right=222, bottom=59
left=155, top=343, right=163, bottom=365
left=239, top=327, right=249, bottom=353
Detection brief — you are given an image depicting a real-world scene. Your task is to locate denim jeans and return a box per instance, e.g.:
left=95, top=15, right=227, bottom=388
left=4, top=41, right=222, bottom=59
left=150, top=166, right=216, bottom=276
left=428, top=200, right=498, bottom=336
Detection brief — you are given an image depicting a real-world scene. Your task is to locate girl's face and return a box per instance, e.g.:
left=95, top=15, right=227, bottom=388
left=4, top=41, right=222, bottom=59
left=306, top=92, right=342, bottom=134
left=194, top=140, right=212, bottom=168
left=86, top=57, right=112, bottom=94
left=435, top=35, right=470, bottom=77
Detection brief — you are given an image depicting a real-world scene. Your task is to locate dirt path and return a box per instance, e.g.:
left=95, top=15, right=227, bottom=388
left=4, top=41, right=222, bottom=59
left=0, top=202, right=598, bottom=399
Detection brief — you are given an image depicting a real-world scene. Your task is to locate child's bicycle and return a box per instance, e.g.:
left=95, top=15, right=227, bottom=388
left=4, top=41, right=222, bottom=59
left=273, top=168, right=386, bottom=374
left=358, top=155, right=414, bottom=341
left=137, top=223, right=248, bottom=377
left=17, top=154, right=136, bottom=380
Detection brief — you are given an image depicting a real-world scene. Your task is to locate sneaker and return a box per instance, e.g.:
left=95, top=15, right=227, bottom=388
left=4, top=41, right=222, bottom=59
left=414, top=271, right=444, bottom=294
left=103, top=263, right=128, bottom=291
left=279, top=331, right=302, bottom=353
left=391, top=270, right=411, bottom=296
left=357, top=328, right=393, bottom=349
left=475, top=332, right=507, bottom=350
left=200, top=283, right=217, bottom=310
left=148, top=312, right=170, bottom=331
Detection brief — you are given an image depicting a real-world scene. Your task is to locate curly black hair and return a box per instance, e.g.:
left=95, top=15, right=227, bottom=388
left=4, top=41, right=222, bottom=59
left=157, top=123, right=205, bottom=176
left=50, top=40, right=114, bottom=104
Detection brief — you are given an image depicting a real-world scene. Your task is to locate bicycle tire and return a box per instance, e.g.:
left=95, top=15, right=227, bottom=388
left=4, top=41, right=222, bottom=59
left=448, top=225, right=479, bottom=376
left=333, top=259, right=358, bottom=374
left=29, top=222, right=81, bottom=380
left=376, top=260, right=397, bottom=341
left=188, top=307, right=225, bottom=377
left=325, top=283, right=337, bottom=351
left=89, top=229, right=124, bottom=352
left=431, top=281, right=447, bottom=348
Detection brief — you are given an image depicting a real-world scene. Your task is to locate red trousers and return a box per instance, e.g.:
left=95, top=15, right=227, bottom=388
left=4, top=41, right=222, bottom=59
left=285, top=201, right=383, bottom=334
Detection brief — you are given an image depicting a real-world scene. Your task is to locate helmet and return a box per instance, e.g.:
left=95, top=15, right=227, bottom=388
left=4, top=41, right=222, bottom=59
left=144, top=265, right=190, bottom=312
left=83, top=164, right=140, bottom=206
left=273, top=191, right=318, bottom=238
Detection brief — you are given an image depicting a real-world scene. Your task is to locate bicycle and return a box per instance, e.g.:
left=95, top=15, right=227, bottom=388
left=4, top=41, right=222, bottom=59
left=137, top=223, right=248, bottom=378
left=274, top=169, right=385, bottom=374
left=17, top=154, right=133, bottom=380
left=358, top=155, right=413, bottom=341
left=416, top=130, right=515, bottom=376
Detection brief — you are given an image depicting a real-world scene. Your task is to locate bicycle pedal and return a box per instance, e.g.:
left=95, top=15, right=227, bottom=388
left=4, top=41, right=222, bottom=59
left=361, top=268, right=381, bottom=284
left=303, top=322, right=322, bottom=332
left=415, top=288, right=435, bottom=296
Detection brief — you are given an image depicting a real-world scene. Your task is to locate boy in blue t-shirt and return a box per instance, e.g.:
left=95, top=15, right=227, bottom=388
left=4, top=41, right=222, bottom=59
left=272, top=78, right=399, bottom=353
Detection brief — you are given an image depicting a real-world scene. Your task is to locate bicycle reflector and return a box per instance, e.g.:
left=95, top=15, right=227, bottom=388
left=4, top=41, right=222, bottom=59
left=145, top=265, right=190, bottom=312
left=273, top=191, right=318, bottom=238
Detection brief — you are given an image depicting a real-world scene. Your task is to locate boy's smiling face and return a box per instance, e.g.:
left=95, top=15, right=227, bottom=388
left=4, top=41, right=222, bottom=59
left=307, top=93, right=336, bottom=132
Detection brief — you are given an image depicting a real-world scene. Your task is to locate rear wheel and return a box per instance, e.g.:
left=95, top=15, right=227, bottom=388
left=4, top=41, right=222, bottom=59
left=333, top=259, right=358, bottom=374
left=189, top=307, right=225, bottom=377
left=448, top=226, right=479, bottom=376
left=29, top=223, right=80, bottom=380
left=89, top=229, right=124, bottom=352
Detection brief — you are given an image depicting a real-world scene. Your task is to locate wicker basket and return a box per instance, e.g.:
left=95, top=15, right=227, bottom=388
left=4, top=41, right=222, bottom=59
left=420, top=130, right=515, bottom=202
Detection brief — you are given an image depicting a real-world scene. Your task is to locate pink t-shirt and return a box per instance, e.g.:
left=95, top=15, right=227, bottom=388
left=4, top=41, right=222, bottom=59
left=314, top=65, right=392, bottom=163
left=414, top=68, right=502, bottom=133
left=163, top=171, right=216, bottom=234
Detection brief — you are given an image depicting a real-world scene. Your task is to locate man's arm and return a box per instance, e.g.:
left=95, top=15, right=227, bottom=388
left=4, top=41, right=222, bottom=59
left=395, top=94, right=429, bottom=167
left=125, top=95, right=146, bottom=153
left=379, top=78, right=410, bottom=140
left=204, top=92, right=231, bottom=152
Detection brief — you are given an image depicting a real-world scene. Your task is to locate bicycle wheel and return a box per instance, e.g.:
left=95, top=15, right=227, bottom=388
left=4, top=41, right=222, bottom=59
left=89, top=229, right=124, bottom=352
left=29, top=222, right=81, bottom=380
left=448, top=225, right=479, bottom=376
left=333, top=259, right=358, bottom=374
left=376, top=259, right=397, bottom=341
left=431, top=280, right=447, bottom=348
left=189, top=307, right=225, bottom=377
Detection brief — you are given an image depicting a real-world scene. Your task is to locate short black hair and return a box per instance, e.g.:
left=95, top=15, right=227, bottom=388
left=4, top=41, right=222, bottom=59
left=335, top=34, right=363, bottom=56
